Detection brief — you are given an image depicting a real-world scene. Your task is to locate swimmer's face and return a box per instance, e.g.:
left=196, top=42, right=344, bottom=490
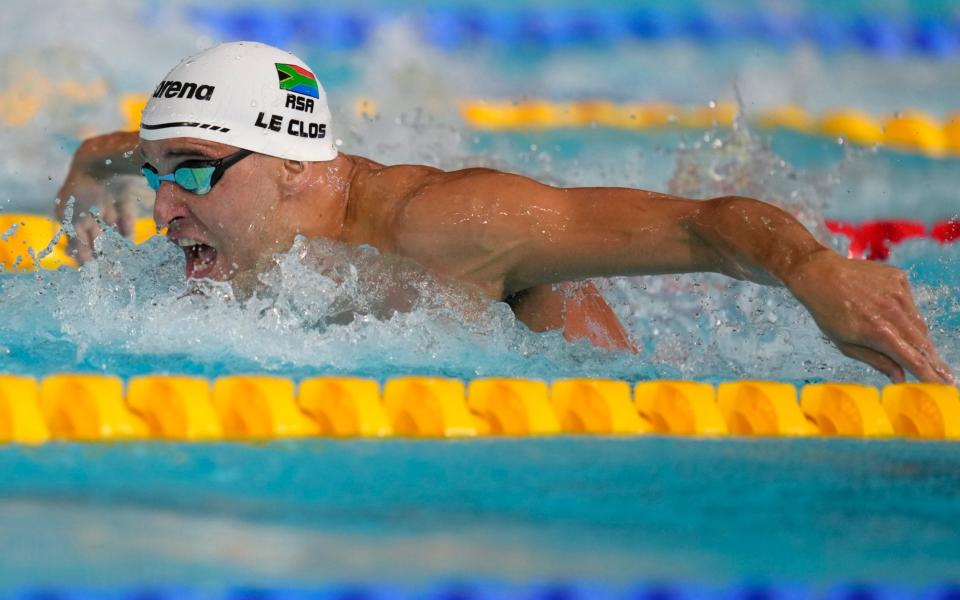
left=140, top=137, right=291, bottom=282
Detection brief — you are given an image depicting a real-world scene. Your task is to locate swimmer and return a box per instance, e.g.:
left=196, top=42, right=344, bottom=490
left=56, top=42, right=954, bottom=384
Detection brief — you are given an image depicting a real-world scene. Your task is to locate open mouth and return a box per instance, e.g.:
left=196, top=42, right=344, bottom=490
left=175, top=237, right=218, bottom=279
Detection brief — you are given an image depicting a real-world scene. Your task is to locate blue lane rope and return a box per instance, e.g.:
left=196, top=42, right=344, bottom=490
left=10, top=583, right=960, bottom=600
left=181, top=6, right=960, bottom=58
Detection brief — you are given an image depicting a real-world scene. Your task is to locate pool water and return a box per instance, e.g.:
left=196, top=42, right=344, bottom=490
left=4, top=438, right=960, bottom=585
left=1, top=0, right=959, bottom=587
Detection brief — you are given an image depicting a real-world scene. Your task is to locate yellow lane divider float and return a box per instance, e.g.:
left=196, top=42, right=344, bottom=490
left=212, top=375, right=319, bottom=439
left=127, top=375, right=221, bottom=440
left=718, top=381, right=816, bottom=436
left=39, top=374, right=146, bottom=441
left=634, top=380, right=727, bottom=435
left=299, top=376, right=391, bottom=437
left=468, top=377, right=559, bottom=435
left=0, top=215, right=161, bottom=271
left=882, top=383, right=960, bottom=439
left=801, top=383, right=893, bottom=437
left=0, top=214, right=76, bottom=270
left=384, top=377, right=477, bottom=437
left=1, top=375, right=959, bottom=444
left=461, top=100, right=960, bottom=158
left=551, top=378, right=649, bottom=434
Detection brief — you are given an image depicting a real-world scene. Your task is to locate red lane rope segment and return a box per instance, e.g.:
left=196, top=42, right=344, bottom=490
left=826, top=218, right=959, bottom=260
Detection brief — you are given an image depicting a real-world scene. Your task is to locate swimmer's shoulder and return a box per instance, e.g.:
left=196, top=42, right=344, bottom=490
left=348, top=158, right=500, bottom=200
left=348, top=158, right=440, bottom=201
left=340, top=157, right=441, bottom=249
left=345, top=158, right=502, bottom=236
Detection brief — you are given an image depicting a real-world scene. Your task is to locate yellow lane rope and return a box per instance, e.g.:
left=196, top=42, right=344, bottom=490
left=1, top=374, right=957, bottom=443
left=460, top=99, right=960, bottom=158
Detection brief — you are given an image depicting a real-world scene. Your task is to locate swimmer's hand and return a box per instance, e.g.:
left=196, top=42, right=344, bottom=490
left=785, top=249, right=955, bottom=384
left=55, top=131, right=145, bottom=263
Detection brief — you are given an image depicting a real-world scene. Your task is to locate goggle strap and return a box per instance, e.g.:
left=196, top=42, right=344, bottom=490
left=208, top=149, right=254, bottom=190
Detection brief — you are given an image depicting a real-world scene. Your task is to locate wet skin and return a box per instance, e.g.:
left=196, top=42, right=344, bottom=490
left=57, top=132, right=955, bottom=382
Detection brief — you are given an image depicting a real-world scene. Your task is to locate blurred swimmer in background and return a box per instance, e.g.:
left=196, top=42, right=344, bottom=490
left=56, top=42, right=954, bottom=383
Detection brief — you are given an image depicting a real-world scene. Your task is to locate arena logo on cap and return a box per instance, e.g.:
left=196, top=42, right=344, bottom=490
left=276, top=63, right=319, bottom=99
left=152, top=80, right=215, bottom=101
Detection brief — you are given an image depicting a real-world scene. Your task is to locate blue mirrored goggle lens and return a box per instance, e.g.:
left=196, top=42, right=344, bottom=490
left=141, top=165, right=216, bottom=195
left=174, top=166, right=216, bottom=195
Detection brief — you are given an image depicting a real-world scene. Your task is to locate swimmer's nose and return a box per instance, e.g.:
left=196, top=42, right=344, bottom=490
left=152, top=185, right=190, bottom=228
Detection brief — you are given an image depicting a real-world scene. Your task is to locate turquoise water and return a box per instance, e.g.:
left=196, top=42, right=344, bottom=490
left=2, top=0, right=960, bottom=587
left=3, top=438, right=960, bottom=584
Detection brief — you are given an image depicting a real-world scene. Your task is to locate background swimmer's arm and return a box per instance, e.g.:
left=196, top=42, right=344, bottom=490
left=55, top=131, right=144, bottom=262
left=396, top=170, right=953, bottom=384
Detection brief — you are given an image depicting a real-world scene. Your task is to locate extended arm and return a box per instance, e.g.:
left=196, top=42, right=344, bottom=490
left=396, top=170, right=954, bottom=383
left=501, top=189, right=825, bottom=291
left=394, top=171, right=817, bottom=291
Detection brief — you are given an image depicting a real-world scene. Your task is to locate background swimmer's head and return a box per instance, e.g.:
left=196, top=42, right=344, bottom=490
left=139, top=42, right=348, bottom=287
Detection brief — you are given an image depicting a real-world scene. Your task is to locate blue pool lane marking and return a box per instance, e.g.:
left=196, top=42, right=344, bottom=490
left=180, top=6, right=960, bottom=59
left=10, top=584, right=960, bottom=600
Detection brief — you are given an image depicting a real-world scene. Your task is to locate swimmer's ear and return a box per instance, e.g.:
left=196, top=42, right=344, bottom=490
left=279, top=159, right=309, bottom=194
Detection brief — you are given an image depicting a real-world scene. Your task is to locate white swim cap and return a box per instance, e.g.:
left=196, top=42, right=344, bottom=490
left=139, top=41, right=337, bottom=162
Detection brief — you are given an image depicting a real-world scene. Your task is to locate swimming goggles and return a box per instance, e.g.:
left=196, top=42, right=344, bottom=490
left=141, top=148, right=253, bottom=195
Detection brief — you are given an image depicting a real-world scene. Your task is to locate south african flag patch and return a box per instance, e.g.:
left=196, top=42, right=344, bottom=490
left=276, top=63, right=319, bottom=98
